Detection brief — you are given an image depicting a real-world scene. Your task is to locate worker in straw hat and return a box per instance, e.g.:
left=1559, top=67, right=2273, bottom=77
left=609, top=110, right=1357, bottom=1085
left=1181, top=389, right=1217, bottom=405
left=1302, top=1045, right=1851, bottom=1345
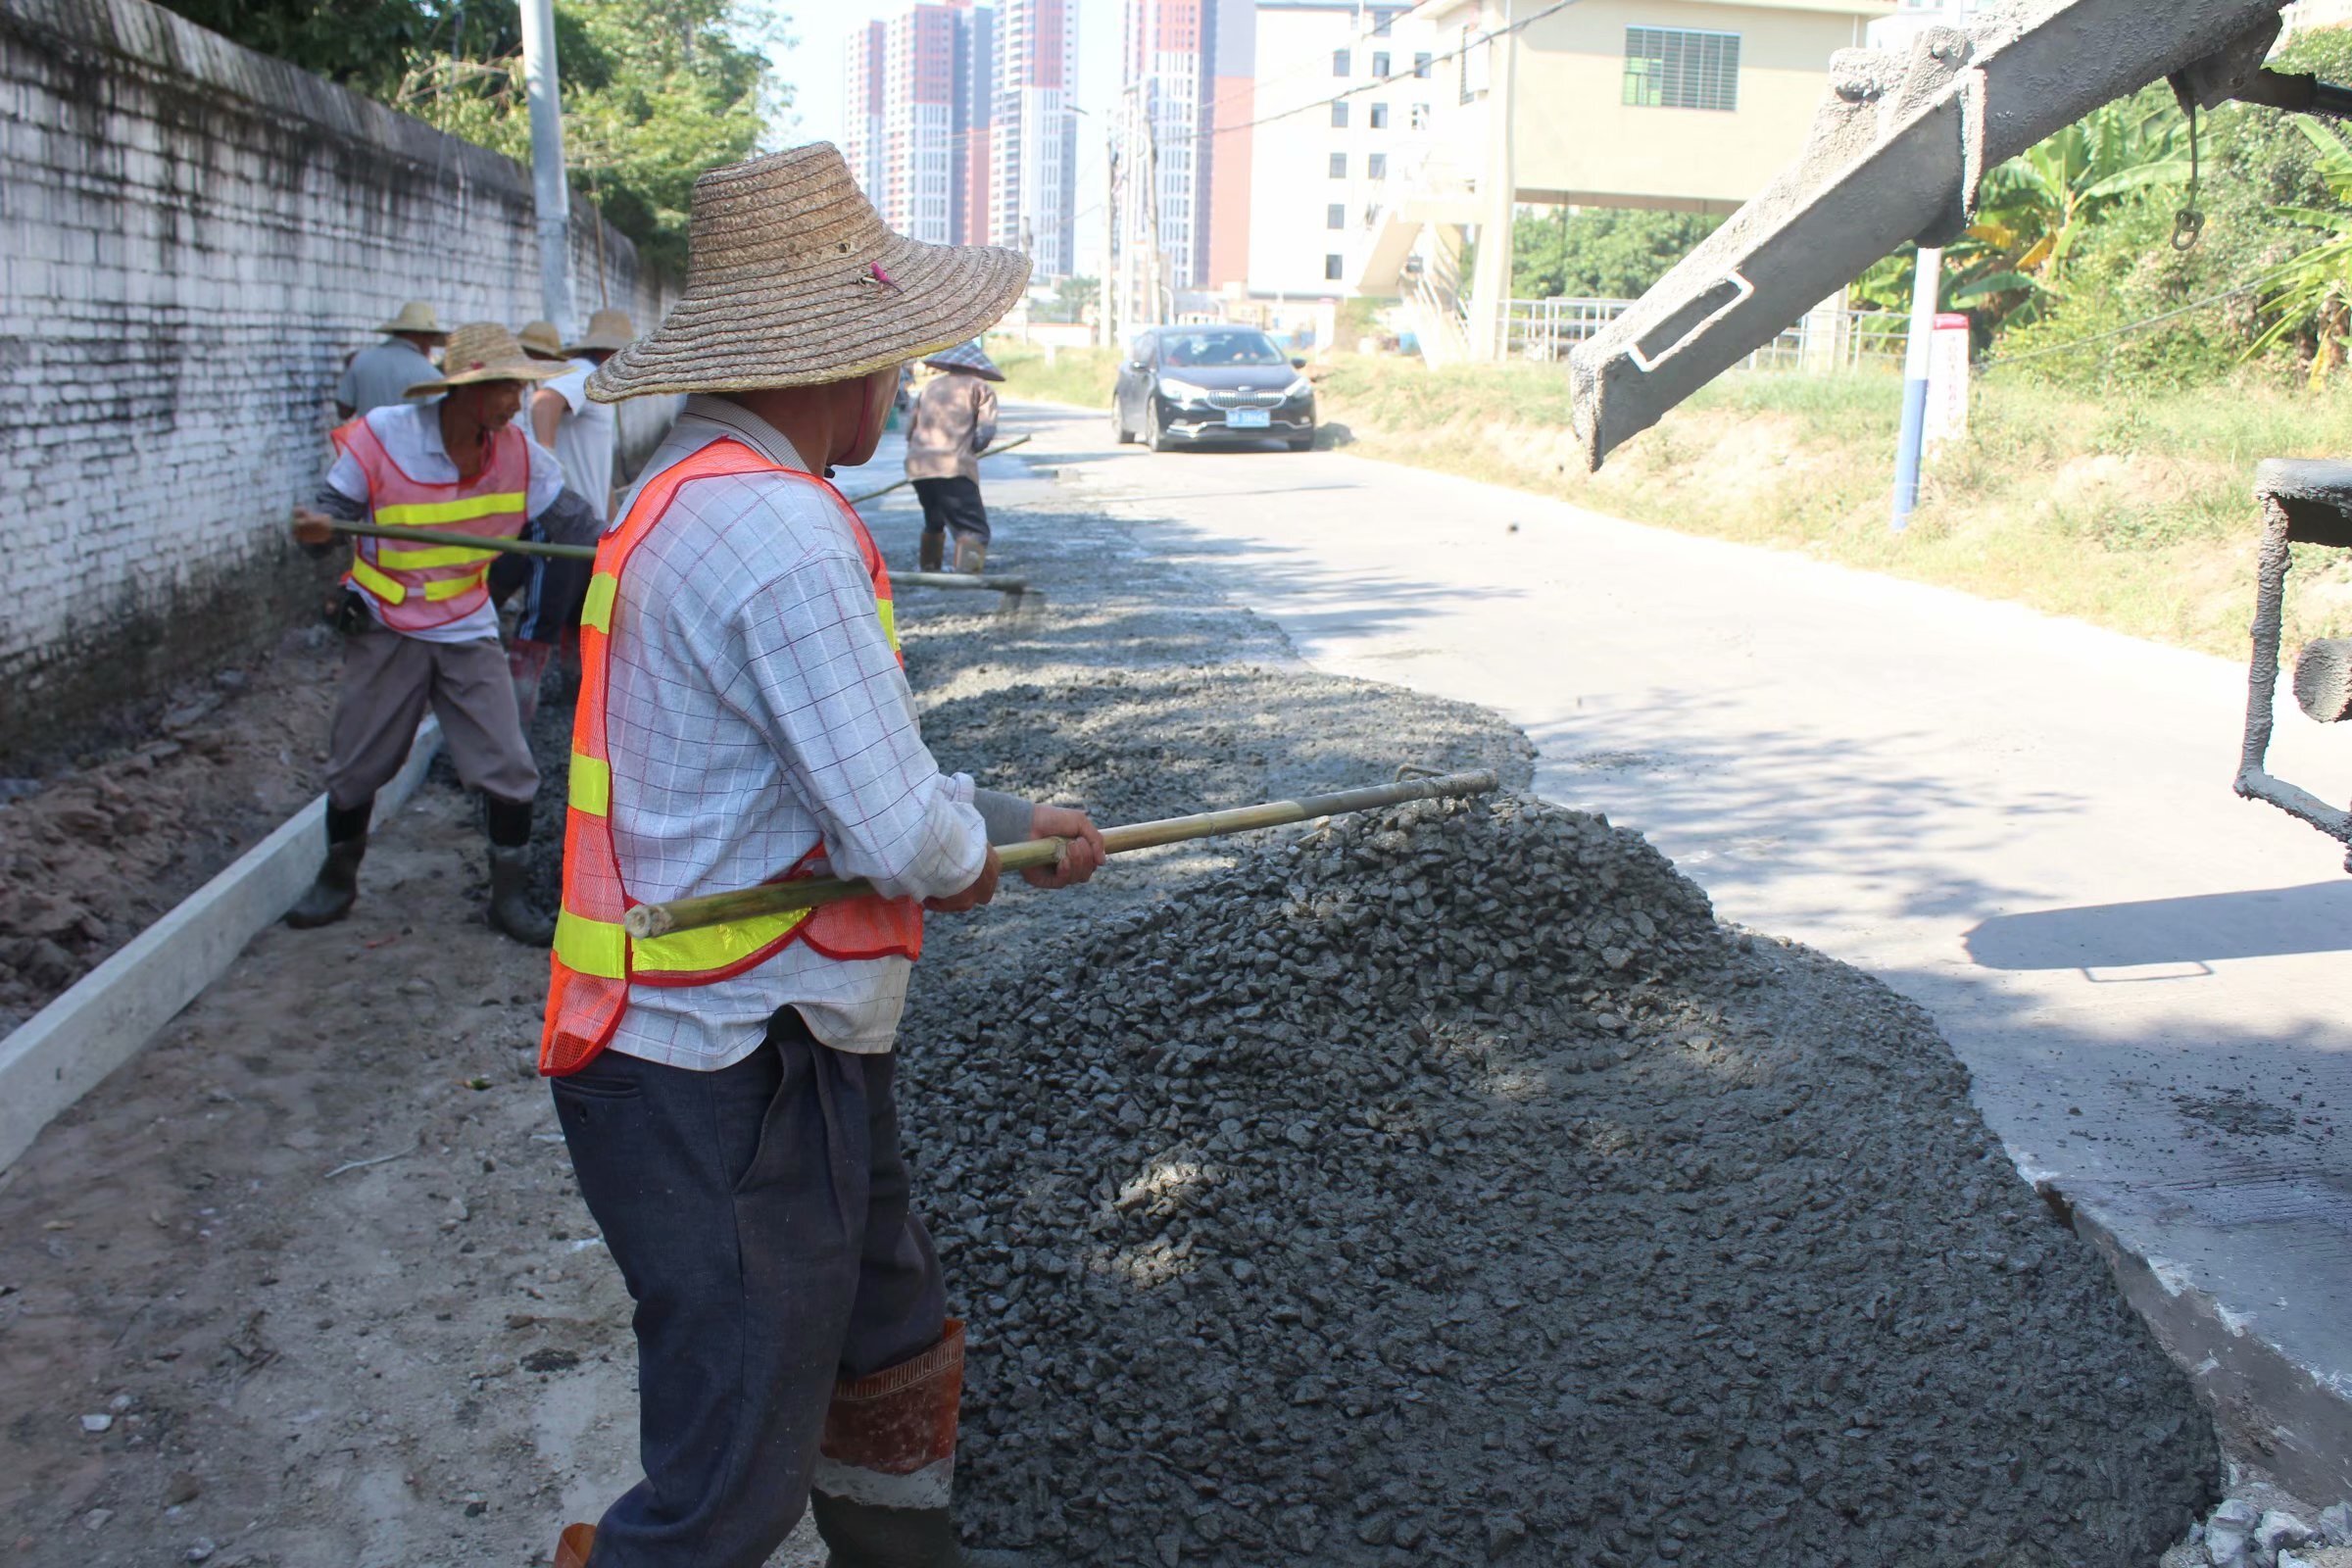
left=905, top=339, right=1005, bottom=574
left=493, top=313, right=637, bottom=723
left=536, top=143, right=1106, bottom=1568
left=334, top=300, right=448, bottom=419
left=289, top=321, right=604, bottom=946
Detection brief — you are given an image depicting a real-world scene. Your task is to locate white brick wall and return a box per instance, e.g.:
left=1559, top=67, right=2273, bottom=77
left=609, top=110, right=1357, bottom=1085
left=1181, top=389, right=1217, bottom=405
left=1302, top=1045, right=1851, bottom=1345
left=0, top=0, right=675, bottom=751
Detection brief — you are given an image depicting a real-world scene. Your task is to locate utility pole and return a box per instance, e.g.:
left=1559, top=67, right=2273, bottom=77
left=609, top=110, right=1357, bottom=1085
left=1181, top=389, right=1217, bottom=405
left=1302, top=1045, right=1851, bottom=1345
left=1890, top=0, right=1967, bottom=531
left=518, top=0, right=574, bottom=336
left=1102, top=118, right=1120, bottom=349
left=1141, top=101, right=1169, bottom=326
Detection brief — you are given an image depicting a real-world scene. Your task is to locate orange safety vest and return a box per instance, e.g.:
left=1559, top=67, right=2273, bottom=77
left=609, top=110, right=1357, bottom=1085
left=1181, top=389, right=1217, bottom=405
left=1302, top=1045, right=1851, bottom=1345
left=540, top=439, right=925, bottom=1076
left=331, top=411, right=530, bottom=632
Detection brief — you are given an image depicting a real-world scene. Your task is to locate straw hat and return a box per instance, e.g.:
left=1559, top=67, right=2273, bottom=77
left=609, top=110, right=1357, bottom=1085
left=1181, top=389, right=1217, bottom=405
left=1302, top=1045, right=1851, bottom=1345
left=587, top=143, right=1030, bottom=402
left=922, top=340, right=1004, bottom=382
left=403, top=322, right=567, bottom=397
left=566, top=308, right=637, bottom=356
left=376, top=301, right=448, bottom=339
left=517, top=319, right=567, bottom=361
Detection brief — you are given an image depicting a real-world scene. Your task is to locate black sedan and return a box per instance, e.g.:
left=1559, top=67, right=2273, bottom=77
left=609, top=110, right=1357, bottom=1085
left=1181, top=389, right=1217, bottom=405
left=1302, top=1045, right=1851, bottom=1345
left=1111, top=325, right=1316, bottom=452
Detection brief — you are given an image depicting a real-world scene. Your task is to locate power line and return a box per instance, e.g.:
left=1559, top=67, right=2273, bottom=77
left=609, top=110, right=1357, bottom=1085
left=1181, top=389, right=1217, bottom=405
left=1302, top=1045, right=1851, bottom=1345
left=1977, top=281, right=2262, bottom=368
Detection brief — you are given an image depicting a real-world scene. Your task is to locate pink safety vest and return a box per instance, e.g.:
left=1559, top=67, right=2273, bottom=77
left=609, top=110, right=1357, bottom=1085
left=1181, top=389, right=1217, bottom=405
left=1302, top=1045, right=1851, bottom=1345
left=331, top=410, right=531, bottom=633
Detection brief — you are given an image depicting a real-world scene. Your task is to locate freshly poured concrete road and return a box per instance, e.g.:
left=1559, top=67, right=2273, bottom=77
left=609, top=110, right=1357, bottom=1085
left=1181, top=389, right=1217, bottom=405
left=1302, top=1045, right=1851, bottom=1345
left=997, top=404, right=2352, bottom=1494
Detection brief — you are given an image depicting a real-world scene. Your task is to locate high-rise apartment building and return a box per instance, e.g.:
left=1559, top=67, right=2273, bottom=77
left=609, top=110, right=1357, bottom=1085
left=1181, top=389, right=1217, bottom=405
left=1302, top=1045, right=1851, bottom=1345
left=843, top=21, right=888, bottom=206
left=844, top=3, right=993, bottom=246
left=992, top=0, right=1081, bottom=278
left=1123, top=0, right=1254, bottom=291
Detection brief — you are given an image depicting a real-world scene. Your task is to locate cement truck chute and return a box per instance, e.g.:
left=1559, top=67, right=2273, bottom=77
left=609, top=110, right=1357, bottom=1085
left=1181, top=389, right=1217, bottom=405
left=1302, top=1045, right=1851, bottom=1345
left=1566, top=0, right=2343, bottom=471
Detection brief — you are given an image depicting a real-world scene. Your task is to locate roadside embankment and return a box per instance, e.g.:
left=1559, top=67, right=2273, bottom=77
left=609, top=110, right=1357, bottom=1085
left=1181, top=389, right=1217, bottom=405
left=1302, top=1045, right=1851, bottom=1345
left=989, top=341, right=2352, bottom=661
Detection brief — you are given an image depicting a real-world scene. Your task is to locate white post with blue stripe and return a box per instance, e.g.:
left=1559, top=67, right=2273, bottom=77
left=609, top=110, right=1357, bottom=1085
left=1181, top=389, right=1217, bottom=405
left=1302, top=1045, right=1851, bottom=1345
left=1890, top=244, right=1941, bottom=532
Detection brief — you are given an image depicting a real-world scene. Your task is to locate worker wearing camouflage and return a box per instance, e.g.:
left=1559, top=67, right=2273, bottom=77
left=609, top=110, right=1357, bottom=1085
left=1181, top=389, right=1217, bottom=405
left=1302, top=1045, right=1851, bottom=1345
left=538, top=143, right=1105, bottom=1568
left=290, top=321, right=592, bottom=946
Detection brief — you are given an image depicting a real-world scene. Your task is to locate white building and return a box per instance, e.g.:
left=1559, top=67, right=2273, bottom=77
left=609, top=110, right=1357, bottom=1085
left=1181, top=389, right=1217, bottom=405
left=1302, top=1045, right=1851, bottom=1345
left=993, top=0, right=1082, bottom=277
left=1244, top=2, right=1428, bottom=303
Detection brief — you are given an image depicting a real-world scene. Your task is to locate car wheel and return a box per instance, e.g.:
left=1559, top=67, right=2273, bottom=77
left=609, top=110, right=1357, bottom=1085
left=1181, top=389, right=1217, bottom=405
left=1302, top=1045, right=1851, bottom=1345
left=1287, top=429, right=1315, bottom=452
left=1110, top=400, right=1131, bottom=444
left=1146, top=401, right=1176, bottom=454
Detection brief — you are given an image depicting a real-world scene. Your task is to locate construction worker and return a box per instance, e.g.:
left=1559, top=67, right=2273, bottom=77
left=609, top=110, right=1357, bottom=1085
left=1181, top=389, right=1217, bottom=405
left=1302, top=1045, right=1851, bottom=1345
left=334, top=301, right=447, bottom=419
left=289, top=321, right=597, bottom=945
left=499, top=313, right=635, bottom=722
left=906, top=339, right=1004, bottom=573
left=539, top=143, right=1103, bottom=1568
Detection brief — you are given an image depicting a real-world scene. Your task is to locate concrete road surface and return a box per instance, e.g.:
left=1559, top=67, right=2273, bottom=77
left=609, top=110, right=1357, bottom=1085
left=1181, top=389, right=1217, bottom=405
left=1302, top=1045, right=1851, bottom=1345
left=982, top=402, right=2352, bottom=1496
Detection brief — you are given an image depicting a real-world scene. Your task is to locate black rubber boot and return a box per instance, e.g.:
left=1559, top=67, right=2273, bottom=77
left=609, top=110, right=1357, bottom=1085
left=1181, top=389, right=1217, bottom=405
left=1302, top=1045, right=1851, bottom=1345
left=918, top=530, right=946, bottom=572
left=485, top=846, right=556, bottom=947
left=809, top=1494, right=1032, bottom=1568
left=286, top=802, right=370, bottom=929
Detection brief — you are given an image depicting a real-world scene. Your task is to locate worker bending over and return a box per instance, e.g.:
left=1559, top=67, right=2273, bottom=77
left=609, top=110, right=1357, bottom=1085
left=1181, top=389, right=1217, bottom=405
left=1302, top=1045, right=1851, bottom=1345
left=540, top=144, right=1102, bottom=1568
left=906, top=339, right=1004, bottom=573
left=289, top=321, right=595, bottom=945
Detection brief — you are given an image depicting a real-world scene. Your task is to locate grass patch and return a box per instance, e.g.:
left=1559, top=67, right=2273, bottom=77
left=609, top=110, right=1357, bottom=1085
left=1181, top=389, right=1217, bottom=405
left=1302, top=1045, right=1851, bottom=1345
left=988, top=339, right=1121, bottom=411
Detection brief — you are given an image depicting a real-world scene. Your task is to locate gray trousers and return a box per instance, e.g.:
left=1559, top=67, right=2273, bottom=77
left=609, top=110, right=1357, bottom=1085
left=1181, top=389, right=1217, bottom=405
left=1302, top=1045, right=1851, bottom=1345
left=552, top=1009, right=947, bottom=1568
left=325, top=622, right=540, bottom=810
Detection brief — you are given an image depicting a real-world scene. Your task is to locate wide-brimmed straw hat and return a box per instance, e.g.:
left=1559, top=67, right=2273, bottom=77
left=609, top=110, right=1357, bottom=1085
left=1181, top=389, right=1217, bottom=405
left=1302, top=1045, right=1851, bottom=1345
left=404, top=322, right=567, bottom=397
left=377, top=301, right=448, bottom=339
left=922, top=340, right=1005, bottom=382
left=567, top=308, right=637, bottom=356
left=587, top=143, right=1030, bottom=402
left=517, top=320, right=567, bottom=361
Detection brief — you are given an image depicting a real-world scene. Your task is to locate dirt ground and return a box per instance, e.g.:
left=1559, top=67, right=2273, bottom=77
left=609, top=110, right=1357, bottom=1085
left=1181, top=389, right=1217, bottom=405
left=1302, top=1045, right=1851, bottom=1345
left=0, top=439, right=2226, bottom=1566
left=0, top=627, right=343, bottom=1036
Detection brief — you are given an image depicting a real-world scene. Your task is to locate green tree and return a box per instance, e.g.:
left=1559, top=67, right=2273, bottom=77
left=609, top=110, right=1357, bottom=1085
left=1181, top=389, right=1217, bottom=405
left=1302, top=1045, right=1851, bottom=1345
left=1507, top=207, right=1723, bottom=300
left=157, top=0, right=783, bottom=273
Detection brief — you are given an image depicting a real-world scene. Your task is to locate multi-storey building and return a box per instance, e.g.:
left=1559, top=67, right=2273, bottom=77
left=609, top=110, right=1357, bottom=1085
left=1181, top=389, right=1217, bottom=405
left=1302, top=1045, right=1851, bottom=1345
left=842, top=21, right=888, bottom=206
left=847, top=2, right=995, bottom=247
left=1244, top=1, right=1418, bottom=300
left=991, top=0, right=1080, bottom=277
left=1123, top=0, right=1255, bottom=291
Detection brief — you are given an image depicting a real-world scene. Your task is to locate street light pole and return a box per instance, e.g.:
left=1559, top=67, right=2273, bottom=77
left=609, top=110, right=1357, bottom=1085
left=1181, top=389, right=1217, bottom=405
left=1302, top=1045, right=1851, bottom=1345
left=518, top=0, right=575, bottom=336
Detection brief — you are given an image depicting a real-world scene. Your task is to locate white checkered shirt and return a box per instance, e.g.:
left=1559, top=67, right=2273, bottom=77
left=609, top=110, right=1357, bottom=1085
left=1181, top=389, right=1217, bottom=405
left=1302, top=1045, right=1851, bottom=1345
left=600, top=396, right=1014, bottom=1067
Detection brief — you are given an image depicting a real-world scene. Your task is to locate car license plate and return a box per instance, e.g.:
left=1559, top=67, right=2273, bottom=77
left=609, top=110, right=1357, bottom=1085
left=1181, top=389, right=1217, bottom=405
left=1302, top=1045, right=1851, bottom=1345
left=1224, top=408, right=1271, bottom=429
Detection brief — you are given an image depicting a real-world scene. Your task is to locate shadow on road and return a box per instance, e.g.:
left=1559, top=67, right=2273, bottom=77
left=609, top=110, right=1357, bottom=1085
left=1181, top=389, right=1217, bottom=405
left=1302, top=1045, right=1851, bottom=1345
left=1965, top=881, right=2352, bottom=970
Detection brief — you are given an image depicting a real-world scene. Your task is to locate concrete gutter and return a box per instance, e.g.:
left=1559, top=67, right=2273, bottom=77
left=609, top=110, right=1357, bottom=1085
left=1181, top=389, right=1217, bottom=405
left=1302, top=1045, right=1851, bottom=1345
left=0, top=719, right=442, bottom=1173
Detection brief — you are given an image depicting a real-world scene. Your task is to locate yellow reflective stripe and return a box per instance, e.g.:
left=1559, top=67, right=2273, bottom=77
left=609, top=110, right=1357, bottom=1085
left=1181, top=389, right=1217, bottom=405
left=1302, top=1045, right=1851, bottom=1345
left=378, top=542, right=501, bottom=570
left=420, top=566, right=490, bottom=601
left=632, top=909, right=809, bottom=975
left=569, top=752, right=610, bottom=816
left=554, top=910, right=626, bottom=979
left=582, top=573, right=617, bottom=634
left=348, top=558, right=407, bottom=605
left=875, top=598, right=898, bottom=651
left=375, top=493, right=526, bottom=528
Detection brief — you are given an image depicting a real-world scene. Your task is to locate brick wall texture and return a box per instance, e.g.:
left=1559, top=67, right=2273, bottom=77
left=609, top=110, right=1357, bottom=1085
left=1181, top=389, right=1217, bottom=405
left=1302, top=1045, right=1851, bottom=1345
left=0, top=0, right=677, bottom=754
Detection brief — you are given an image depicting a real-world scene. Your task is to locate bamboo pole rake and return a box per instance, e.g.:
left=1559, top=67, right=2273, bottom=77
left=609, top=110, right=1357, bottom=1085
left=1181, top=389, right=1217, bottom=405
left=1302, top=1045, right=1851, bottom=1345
left=322, top=435, right=1041, bottom=564
left=623, top=769, right=1502, bottom=940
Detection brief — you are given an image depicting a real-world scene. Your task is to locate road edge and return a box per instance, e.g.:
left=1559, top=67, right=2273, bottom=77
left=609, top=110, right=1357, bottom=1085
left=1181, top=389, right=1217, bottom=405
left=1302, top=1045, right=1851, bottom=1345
left=0, top=717, right=443, bottom=1173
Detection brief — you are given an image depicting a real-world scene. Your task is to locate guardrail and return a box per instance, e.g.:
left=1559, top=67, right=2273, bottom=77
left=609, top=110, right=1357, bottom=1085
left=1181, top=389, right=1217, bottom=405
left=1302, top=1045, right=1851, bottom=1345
left=1497, top=296, right=1907, bottom=372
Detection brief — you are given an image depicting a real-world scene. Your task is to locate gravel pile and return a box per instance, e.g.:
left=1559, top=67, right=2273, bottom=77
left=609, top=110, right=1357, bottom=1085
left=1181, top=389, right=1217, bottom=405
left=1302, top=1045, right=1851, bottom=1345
left=900, top=791, right=2218, bottom=1567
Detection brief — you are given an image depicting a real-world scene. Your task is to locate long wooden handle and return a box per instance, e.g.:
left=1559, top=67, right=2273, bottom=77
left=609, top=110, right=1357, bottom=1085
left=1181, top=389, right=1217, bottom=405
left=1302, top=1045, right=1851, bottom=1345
left=321, top=435, right=1040, bottom=563
left=848, top=433, right=1033, bottom=506
left=623, top=769, right=1502, bottom=939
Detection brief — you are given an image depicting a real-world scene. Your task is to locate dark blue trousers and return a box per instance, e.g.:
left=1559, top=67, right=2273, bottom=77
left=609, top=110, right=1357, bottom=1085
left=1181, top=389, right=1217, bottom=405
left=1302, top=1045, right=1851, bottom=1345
left=553, top=1008, right=947, bottom=1568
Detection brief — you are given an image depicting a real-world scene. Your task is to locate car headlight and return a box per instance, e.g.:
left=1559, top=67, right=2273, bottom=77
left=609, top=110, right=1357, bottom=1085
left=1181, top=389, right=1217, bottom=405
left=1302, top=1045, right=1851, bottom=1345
left=1283, top=376, right=1313, bottom=399
left=1157, top=377, right=1214, bottom=403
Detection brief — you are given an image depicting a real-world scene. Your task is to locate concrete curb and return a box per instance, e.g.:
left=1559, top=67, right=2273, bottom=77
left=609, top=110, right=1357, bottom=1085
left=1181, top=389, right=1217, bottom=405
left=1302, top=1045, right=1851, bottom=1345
left=0, top=718, right=444, bottom=1174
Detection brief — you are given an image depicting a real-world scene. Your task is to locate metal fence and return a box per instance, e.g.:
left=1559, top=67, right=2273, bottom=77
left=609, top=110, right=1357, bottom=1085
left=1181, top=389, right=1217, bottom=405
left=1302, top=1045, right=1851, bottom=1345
left=1496, top=296, right=1908, bottom=372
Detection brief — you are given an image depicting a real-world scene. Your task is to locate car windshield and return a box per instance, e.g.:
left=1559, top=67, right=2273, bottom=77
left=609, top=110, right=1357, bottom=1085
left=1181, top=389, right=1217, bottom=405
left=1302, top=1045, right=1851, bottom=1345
left=1160, top=330, right=1288, bottom=368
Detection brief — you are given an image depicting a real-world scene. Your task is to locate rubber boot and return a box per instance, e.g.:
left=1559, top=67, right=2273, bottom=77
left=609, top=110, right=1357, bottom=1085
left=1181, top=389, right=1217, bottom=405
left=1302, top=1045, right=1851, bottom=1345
left=551, top=1523, right=595, bottom=1568
left=810, top=1323, right=1032, bottom=1568
left=486, top=846, right=556, bottom=947
left=918, top=530, right=945, bottom=572
left=286, top=802, right=370, bottom=929
left=509, top=638, right=556, bottom=729
left=951, top=535, right=987, bottom=575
